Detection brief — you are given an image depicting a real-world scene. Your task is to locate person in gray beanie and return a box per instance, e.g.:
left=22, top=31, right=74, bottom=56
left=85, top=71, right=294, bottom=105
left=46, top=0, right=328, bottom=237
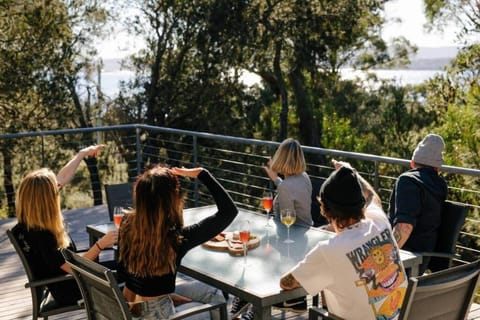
left=279, top=160, right=408, bottom=320
left=388, top=133, right=448, bottom=274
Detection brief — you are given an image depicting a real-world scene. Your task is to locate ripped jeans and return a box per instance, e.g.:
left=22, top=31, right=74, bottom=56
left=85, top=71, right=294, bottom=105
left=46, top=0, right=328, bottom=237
left=138, top=280, right=225, bottom=320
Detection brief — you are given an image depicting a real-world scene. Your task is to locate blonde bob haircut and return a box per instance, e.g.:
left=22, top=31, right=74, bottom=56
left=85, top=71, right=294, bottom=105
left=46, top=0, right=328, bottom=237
left=270, top=138, right=306, bottom=176
left=16, top=168, right=70, bottom=248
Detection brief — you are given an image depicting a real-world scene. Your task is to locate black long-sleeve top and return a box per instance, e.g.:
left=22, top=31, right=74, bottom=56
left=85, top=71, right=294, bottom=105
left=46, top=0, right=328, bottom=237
left=119, top=169, right=238, bottom=297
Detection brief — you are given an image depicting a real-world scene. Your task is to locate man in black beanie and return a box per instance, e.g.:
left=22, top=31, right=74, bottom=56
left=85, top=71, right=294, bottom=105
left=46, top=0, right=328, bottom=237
left=279, top=160, right=407, bottom=320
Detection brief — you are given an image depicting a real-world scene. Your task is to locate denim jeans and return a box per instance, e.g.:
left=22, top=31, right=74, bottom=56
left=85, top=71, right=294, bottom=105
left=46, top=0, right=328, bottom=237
left=139, top=280, right=225, bottom=320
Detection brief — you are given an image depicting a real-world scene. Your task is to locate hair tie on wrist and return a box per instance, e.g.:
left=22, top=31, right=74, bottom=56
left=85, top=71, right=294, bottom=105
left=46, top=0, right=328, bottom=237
left=95, top=242, right=103, bottom=251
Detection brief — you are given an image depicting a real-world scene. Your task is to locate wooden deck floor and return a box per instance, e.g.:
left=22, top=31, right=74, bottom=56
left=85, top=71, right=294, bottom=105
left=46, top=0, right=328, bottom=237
left=1, top=205, right=480, bottom=320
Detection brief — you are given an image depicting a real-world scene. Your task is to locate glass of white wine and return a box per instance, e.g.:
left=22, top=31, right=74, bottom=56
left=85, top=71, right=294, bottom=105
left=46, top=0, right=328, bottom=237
left=280, top=209, right=296, bottom=243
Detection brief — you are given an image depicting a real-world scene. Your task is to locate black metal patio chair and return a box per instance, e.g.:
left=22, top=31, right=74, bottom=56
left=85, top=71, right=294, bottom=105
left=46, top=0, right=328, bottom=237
left=61, top=248, right=228, bottom=320
left=399, top=259, right=480, bottom=319
left=105, top=182, right=133, bottom=221
left=416, top=200, right=468, bottom=273
left=7, top=229, right=83, bottom=320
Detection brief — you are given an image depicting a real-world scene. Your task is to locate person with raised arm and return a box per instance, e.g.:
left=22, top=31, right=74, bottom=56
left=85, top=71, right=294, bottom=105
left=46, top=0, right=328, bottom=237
left=118, top=166, right=238, bottom=320
left=12, top=145, right=117, bottom=306
left=279, top=160, right=408, bottom=320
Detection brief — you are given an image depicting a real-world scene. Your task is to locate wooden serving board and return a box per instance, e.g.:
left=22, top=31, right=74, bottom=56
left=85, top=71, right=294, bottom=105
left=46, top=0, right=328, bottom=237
left=202, top=231, right=260, bottom=255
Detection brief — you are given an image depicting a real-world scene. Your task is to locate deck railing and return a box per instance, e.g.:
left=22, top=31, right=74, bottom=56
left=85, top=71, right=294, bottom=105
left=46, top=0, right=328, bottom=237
left=2, top=124, right=480, bottom=265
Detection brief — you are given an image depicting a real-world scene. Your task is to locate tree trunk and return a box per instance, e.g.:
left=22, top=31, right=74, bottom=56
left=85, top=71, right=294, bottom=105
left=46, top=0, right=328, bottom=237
left=289, top=68, right=317, bottom=146
left=2, top=145, right=15, bottom=217
left=274, top=40, right=289, bottom=141
left=84, top=157, right=103, bottom=206
left=289, top=68, right=327, bottom=168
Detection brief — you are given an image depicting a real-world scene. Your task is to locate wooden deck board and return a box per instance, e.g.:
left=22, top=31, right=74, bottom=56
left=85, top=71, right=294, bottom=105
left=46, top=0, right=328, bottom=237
left=1, top=206, right=479, bottom=320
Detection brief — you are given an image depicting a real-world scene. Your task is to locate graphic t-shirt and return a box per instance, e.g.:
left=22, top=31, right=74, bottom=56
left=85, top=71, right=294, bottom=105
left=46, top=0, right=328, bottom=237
left=290, top=203, right=407, bottom=320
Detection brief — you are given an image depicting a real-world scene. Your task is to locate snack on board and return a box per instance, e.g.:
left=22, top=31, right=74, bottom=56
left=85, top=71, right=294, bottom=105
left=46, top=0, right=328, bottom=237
left=204, top=231, right=260, bottom=255
left=232, top=231, right=239, bottom=240
left=212, top=232, right=226, bottom=242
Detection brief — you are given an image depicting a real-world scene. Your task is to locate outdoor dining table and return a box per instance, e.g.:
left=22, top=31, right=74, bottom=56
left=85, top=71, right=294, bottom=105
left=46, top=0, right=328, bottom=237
left=86, top=204, right=422, bottom=320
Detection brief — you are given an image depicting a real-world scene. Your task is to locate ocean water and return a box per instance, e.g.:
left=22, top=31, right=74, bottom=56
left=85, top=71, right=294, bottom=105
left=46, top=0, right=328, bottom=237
left=99, top=70, right=134, bottom=98
left=99, top=69, right=443, bottom=97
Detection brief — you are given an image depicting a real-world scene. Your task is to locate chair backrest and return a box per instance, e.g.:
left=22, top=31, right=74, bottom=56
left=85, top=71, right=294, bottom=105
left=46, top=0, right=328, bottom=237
left=62, top=249, right=228, bottom=320
left=61, top=248, right=132, bottom=320
left=8, top=228, right=83, bottom=319
left=429, top=200, right=468, bottom=272
left=7, top=229, right=36, bottom=282
left=399, top=259, right=480, bottom=320
left=310, top=176, right=327, bottom=227
left=105, top=183, right=133, bottom=221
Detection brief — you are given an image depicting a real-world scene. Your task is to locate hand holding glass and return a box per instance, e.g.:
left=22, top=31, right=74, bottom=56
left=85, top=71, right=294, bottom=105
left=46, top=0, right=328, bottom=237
left=113, top=207, right=124, bottom=228
left=262, top=191, right=274, bottom=227
left=281, top=209, right=296, bottom=243
left=239, top=220, right=251, bottom=266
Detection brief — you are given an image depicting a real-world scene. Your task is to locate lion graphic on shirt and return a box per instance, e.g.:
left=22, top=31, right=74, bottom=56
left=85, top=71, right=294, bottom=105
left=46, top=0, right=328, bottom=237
left=348, top=229, right=407, bottom=320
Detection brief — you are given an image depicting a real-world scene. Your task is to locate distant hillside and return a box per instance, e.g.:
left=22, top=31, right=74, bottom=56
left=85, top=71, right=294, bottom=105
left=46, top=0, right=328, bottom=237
left=406, top=46, right=458, bottom=70
left=101, top=47, right=459, bottom=72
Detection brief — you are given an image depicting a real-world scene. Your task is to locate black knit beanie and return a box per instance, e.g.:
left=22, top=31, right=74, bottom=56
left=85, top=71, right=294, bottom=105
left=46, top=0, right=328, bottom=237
left=319, top=167, right=366, bottom=212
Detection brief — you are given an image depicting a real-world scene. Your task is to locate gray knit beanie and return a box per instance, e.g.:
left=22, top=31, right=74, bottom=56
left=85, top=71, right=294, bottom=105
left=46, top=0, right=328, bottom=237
left=412, top=134, right=445, bottom=168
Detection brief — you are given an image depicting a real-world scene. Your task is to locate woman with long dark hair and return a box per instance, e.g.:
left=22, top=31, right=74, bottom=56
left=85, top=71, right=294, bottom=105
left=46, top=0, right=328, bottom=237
left=118, top=166, right=238, bottom=320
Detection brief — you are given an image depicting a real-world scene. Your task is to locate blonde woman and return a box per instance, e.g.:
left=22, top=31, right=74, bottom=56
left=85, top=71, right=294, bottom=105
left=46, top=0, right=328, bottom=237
left=118, top=166, right=238, bottom=320
left=230, top=139, right=314, bottom=319
left=264, top=138, right=312, bottom=226
left=11, top=145, right=117, bottom=306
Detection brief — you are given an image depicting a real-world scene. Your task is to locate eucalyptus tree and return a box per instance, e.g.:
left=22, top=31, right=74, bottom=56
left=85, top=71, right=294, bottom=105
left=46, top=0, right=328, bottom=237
left=0, top=0, right=111, bottom=214
left=421, top=0, right=480, bottom=172
left=111, top=0, right=416, bottom=163
left=227, top=0, right=415, bottom=149
left=111, top=0, right=259, bottom=169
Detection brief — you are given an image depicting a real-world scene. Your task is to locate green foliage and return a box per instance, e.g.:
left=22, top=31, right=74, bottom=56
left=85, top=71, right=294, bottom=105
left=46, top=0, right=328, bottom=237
left=321, top=112, right=357, bottom=151
left=110, top=0, right=416, bottom=152
left=424, top=0, right=479, bottom=38
left=433, top=45, right=480, bottom=169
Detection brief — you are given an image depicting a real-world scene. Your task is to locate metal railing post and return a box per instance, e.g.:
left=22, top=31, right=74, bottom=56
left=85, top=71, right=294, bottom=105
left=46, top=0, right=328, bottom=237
left=374, top=161, right=380, bottom=192
left=136, top=127, right=141, bottom=177
left=41, top=135, right=45, bottom=167
left=193, top=135, right=199, bottom=206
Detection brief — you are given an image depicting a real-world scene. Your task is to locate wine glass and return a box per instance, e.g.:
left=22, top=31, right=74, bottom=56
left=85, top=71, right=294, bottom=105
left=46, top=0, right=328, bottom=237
left=113, top=206, right=124, bottom=228
left=280, top=209, right=296, bottom=243
left=262, top=191, right=274, bottom=227
left=239, top=220, right=251, bottom=266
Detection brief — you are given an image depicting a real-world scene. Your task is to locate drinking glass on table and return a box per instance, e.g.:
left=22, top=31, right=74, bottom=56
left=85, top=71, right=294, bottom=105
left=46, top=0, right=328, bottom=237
left=280, top=209, right=296, bottom=243
left=239, top=220, right=251, bottom=266
left=113, top=206, right=124, bottom=228
left=262, top=191, right=274, bottom=228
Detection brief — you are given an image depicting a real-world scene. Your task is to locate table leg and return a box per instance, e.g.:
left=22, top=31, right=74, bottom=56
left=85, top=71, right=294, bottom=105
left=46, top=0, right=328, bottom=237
left=409, top=264, right=420, bottom=277
left=89, top=234, right=97, bottom=247
left=252, top=304, right=270, bottom=320
left=89, top=234, right=100, bottom=262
